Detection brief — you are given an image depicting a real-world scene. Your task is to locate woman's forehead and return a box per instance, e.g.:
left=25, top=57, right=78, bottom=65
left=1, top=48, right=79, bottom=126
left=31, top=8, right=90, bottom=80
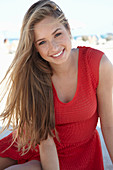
left=34, top=16, right=62, bottom=30
left=34, top=16, right=64, bottom=38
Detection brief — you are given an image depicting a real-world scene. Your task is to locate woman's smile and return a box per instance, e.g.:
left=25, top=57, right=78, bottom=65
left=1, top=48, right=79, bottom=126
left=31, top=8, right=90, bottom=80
left=50, top=48, right=65, bottom=59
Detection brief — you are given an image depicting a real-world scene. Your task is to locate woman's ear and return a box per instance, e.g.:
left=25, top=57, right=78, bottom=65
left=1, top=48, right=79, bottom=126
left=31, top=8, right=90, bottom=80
left=67, top=23, right=72, bottom=39
left=70, top=33, right=72, bottom=40
left=68, top=30, right=72, bottom=40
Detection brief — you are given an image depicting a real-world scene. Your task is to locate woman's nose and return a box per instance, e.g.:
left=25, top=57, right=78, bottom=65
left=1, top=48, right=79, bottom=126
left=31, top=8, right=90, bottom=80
left=49, top=40, right=58, bottom=51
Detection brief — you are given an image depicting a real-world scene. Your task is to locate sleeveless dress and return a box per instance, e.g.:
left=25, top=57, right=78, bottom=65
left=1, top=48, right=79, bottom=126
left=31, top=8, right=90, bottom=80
left=0, top=46, right=104, bottom=170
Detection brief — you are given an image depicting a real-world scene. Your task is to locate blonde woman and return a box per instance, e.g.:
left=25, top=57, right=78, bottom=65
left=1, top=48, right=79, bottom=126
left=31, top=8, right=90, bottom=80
left=0, top=0, right=113, bottom=169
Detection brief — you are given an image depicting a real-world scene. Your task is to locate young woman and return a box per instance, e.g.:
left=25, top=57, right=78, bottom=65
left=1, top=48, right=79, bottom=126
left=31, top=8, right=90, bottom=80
left=0, top=0, right=113, bottom=169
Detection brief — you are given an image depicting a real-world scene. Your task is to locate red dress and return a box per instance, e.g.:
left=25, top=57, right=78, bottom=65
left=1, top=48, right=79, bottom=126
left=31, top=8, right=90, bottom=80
left=0, top=47, right=104, bottom=170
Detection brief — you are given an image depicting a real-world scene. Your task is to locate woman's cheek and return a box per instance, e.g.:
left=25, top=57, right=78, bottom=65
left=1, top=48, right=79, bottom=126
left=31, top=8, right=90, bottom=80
left=39, top=46, right=48, bottom=56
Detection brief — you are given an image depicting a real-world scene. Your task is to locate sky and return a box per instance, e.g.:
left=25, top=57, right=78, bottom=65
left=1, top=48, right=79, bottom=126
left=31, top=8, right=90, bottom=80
left=0, top=0, right=113, bottom=39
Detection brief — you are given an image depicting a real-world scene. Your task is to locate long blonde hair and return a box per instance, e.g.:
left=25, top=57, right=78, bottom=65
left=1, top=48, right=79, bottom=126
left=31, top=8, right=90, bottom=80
left=0, top=0, right=70, bottom=153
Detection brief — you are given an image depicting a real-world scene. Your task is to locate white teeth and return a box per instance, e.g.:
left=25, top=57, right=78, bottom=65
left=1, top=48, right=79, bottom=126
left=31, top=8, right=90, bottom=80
left=53, top=50, right=63, bottom=57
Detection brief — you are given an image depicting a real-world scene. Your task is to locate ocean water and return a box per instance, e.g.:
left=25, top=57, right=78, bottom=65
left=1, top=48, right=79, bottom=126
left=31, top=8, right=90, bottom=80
left=8, top=38, right=19, bottom=44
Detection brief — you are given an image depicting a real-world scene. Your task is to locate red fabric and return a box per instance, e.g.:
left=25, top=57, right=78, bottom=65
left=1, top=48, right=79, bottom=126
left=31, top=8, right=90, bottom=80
left=0, top=47, right=104, bottom=169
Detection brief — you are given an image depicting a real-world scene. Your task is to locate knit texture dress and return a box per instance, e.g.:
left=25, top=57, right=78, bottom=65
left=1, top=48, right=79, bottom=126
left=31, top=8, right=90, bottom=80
left=0, top=46, right=104, bottom=170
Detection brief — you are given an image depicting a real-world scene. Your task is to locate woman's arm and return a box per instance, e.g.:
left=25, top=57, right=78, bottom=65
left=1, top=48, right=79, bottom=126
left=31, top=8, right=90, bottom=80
left=97, top=54, right=113, bottom=163
left=39, top=135, right=60, bottom=170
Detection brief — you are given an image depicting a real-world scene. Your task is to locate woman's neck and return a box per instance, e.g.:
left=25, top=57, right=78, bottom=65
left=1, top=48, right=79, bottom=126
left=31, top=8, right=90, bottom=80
left=51, top=48, right=77, bottom=78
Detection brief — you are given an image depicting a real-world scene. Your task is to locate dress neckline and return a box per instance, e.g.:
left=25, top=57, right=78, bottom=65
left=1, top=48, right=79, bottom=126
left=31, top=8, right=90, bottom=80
left=52, top=47, right=80, bottom=105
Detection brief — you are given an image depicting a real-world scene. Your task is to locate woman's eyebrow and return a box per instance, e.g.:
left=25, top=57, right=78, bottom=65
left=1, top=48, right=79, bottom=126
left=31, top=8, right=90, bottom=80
left=35, top=28, right=62, bottom=43
left=35, top=38, right=45, bottom=43
left=52, top=28, right=62, bottom=35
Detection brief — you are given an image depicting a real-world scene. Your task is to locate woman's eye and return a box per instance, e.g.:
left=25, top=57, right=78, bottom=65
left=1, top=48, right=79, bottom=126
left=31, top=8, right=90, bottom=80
left=55, top=33, right=62, bottom=38
left=39, top=41, right=46, bottom=46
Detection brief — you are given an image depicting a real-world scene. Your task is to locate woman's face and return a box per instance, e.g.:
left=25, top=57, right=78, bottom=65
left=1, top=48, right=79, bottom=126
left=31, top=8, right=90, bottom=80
left=34, top=16, right=72, bottom=66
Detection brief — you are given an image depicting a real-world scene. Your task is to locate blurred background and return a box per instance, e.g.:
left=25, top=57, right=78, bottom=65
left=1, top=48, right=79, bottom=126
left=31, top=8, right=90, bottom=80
left=0, top=0, right=113, bottom=169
